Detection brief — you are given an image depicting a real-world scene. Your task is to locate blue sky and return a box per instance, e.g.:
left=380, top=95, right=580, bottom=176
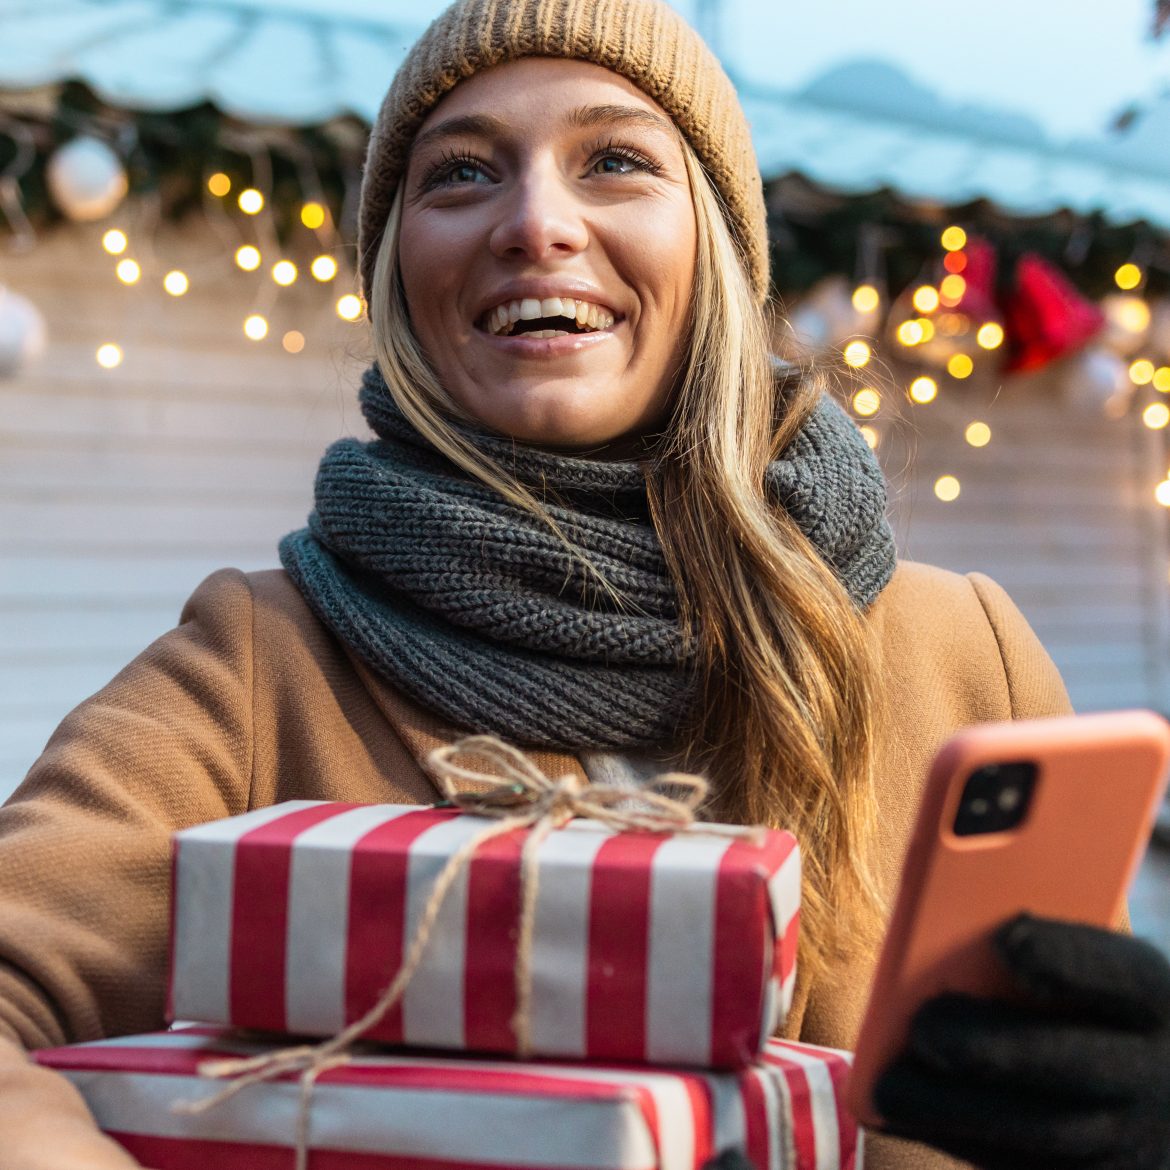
left=675, top=0, right=1170, bottom=138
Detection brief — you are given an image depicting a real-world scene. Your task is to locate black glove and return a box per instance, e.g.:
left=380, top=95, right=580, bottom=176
left=873, top=913, right=1170, bottom=1170
left=702, top=1152, right=756, bottom=1170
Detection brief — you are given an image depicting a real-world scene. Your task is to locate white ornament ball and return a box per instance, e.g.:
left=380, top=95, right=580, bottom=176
left=1061, top=347, right=1132, bottom=417
left=0, top=285, right=48, bottom=379
left=787, top=276, right=865, bottom=351
left=46, top=136, right=128, bottom=221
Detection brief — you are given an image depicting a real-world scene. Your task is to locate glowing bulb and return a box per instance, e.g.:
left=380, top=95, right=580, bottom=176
left=238, top=188, right=264, bottom=215
left=897, top=320, right=925, bottom=346
left=116, top=258, right=141, bottom=285
left=1130, top=358, right=1155, bottom=385
left=336, top=294, right=364, bottom=321
left=976, top=322, right=1005, bottom=350
left=243, top=314, right=269, bottom=341
left=208, top=172, right=231, bottom=197
left=1115, top=263, right=1143, bottom=291
left=852, top=284, right=880, bottom=313
left=301, top=202, right=327, bottom=230
left=163, top=270, right=189, bottom=296
left=934, top=475, right=961, bottom=502
left=915, top=318, right=936, bottom=342
left=1154, top=367, right=1170, bottom=393
left=843, top=340, right=872, bottom=368
left=283, top=330, right=306, bottom=354
left=941, top=226, right=967, bottom=252
left=1143, top=402, right=1170, bottom=429
left=1114, top=296, right=1151, bottom=334
left=272, top=260, right=298, bottom=286
left=96, top=343, right=123, bottom=369
left=852, top=387, right=881, bottom=417
left=909, top=376, right=938, bottom=404
left=965, top=421, right=992, bottom=447
left=947, top=353, right=974, bottom=379
left=1157, top=480, right=1170, bottom=507
left=311, top=255, right=339, bottom=282
left=939, top=274, right=967, bottom=306
left=235, top=245, right=261, bottom=271
left=944, top=251, right=968, bottom=274
left=912, top=286, right=940, bottom=314
left=859, top=425, right=879, bottom=449
left=102, top=229, right=127, bottom=255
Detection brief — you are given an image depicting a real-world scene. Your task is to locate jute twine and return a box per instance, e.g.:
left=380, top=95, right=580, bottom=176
left=174, top=734, right=763, bottom=1169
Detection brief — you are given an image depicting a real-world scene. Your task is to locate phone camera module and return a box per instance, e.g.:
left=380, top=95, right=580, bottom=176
left=953, top=761, right=1037, bottom=837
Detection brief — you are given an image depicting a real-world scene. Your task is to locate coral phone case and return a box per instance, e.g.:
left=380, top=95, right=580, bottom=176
left=846, top=710, right=1170, bottom=1129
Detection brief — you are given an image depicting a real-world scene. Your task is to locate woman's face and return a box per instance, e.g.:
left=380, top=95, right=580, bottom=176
left=397, top=58, right=698, bottom=453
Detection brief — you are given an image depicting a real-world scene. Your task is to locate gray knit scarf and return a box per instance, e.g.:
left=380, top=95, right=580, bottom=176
left=279, top=365, right=896, bottom=750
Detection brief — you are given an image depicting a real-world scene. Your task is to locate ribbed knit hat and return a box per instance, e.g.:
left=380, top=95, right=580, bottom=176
left=357, top=0, right=769, bottom=305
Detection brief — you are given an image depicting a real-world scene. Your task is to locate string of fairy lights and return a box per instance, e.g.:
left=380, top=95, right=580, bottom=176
left=88, top=169, right=365, bottom=372
left=793, top=223, right=1170, bottom=510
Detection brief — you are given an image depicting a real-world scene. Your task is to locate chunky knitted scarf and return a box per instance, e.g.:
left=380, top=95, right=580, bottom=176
left=279, top=365, right=896, bottom=750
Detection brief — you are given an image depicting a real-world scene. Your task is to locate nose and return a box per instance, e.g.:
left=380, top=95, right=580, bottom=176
left=488, top=163, right=589, bottom=262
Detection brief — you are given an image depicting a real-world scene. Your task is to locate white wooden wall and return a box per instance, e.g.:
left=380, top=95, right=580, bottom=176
left=4, top=220, right=1170, bottom=801
left=1, top=221, right=370, bottom=799
left=880, top=381, right=1170, bottom=715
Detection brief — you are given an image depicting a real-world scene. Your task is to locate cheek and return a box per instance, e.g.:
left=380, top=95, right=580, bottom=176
left=396, top=211, right=478, bottom=340
left=613, top=197, right=697, bottom=323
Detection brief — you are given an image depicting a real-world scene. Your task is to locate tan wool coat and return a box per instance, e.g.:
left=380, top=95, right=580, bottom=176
left=0, top=559, right=1072, bottom=1170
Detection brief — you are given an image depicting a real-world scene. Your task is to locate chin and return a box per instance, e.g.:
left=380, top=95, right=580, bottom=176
left=464, top=381, right=642, bottom=452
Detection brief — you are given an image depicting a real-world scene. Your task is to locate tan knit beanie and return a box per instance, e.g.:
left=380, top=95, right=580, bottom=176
left=357, top=0, right=769, bottom=305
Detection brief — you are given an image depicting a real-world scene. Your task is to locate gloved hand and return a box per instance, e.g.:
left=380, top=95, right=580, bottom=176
left=874, top=913, right=1170, bottom=1170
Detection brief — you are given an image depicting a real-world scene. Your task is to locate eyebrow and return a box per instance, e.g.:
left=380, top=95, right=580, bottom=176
left=409, top=103, right=676, bottom=157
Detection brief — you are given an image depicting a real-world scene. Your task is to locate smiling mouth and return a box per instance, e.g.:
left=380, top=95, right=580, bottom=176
left=479, top=296, right=617, bottom=339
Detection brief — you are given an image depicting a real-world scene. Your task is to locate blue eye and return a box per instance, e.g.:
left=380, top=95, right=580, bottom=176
left=586, top=142, right=663, bottom=178
left=447, top=162, right=486, bottom=184
left=422, top=153, right=490, bottom=190
left=593, top=154, right=637, bottom=175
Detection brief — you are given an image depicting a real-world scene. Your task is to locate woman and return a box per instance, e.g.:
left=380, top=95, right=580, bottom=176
left=0, top=1, right=1168, bottom=1168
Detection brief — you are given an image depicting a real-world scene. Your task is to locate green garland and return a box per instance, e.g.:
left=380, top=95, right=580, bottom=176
left=2, top=80, right=1168, bottom=304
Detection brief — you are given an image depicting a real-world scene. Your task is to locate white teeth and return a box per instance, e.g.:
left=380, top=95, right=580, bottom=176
left=483, top=296, right=616, bottom=335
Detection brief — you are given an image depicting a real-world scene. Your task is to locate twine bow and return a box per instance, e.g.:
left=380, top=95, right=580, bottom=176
left=176, top=735, right=761, bottom=1169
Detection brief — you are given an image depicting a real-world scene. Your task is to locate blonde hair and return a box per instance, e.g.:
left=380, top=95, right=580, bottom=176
left=369, top=141, right=884, bottom=981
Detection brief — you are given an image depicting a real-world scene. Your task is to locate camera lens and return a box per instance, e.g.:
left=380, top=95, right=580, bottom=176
left=953, top=761, right=1037, bottom=836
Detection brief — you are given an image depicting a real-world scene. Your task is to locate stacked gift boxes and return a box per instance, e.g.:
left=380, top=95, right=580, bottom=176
left=35, top=800, right=862, bottom=1169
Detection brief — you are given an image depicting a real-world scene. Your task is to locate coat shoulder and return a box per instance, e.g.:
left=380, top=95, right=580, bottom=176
left=870, top=559, right=1072, bottom=729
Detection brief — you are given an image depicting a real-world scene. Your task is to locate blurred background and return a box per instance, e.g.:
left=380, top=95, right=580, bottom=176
left=0, top=0, right=1168, bottom=941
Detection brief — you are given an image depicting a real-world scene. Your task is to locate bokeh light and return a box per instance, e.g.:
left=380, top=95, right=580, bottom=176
left=965, top=421, right=992, bottom=447
left=852, top=387, right=881, bottom=416
left=934, top=475, right=961, bottom=502
left=243, top=314, right=269, bottom=340
left=909, top=376, right=938, bottom=404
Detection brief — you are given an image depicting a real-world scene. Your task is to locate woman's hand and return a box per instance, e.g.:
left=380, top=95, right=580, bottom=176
left=873, top=913, right=1170, bottom=1170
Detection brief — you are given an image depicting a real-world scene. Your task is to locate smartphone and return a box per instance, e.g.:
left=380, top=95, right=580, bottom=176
left=846, top=709, right=1170, bottom=1129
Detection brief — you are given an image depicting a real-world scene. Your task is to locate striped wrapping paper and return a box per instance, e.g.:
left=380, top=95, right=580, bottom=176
left=34, top=1027, right=860, bottom=1170
left=168, top=801, right=800, bottom=1069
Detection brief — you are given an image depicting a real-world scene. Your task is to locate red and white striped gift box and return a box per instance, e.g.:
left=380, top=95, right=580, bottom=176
left=34, top=1027, right=859, bottom=1170
left=168, top=801, right=800, bottom=1068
